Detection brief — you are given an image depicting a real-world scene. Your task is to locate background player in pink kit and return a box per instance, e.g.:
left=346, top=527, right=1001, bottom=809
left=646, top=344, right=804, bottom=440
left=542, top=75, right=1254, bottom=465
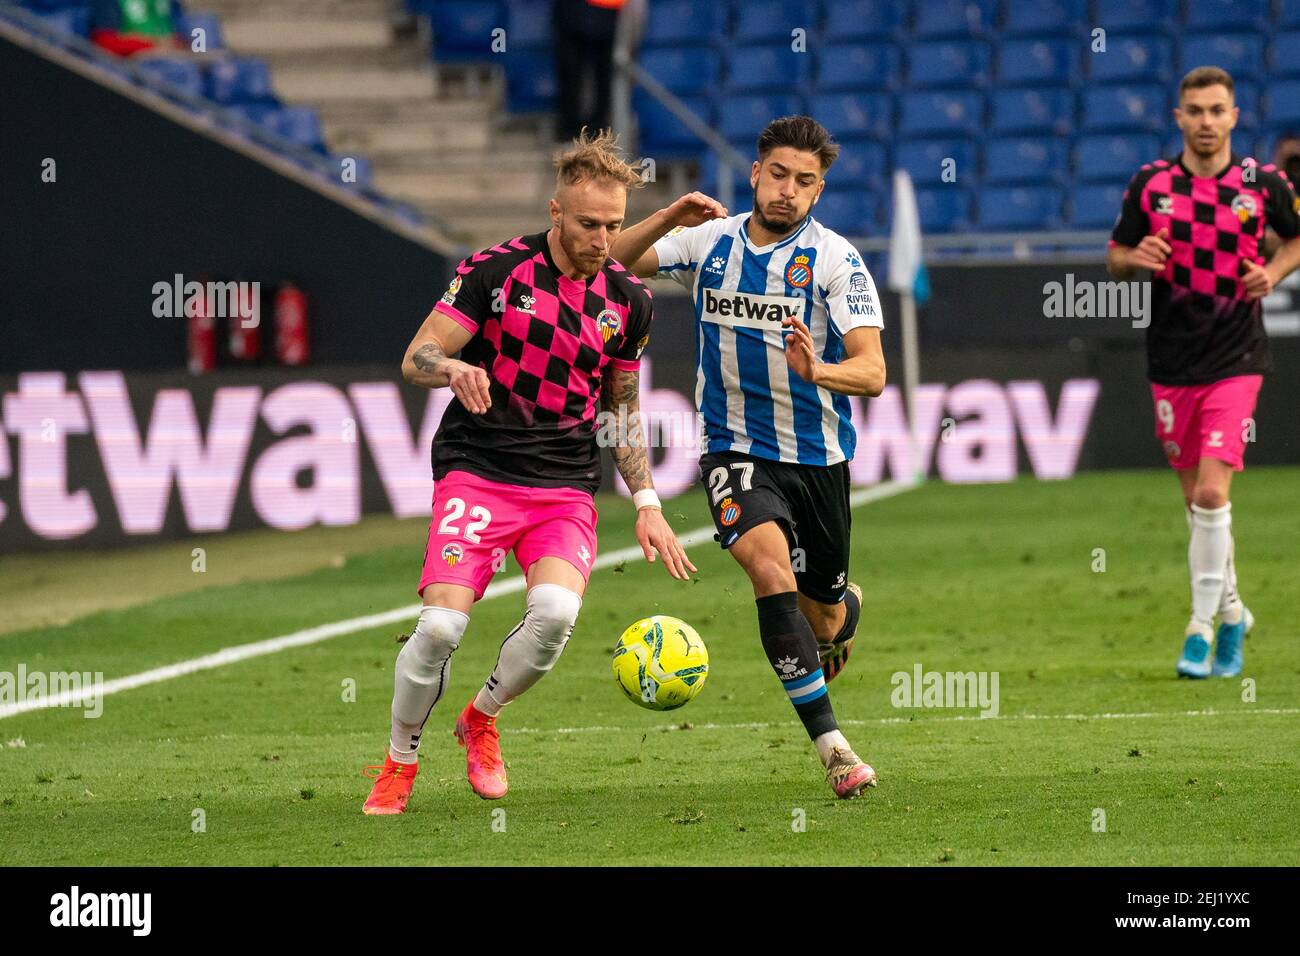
left=1107, top=67, right=1300, bottom=679
left=363, top=130, right=695, bottom=813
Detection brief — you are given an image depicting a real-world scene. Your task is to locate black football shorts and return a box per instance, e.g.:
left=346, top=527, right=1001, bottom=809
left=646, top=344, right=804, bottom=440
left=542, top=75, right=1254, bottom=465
left=698, top=449, right=851, bottom=605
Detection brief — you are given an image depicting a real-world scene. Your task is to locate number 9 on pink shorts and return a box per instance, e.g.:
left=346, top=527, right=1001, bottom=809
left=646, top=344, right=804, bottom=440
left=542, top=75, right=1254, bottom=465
left=1150, top=374, right=1262, bottom=472
left=418, top=470, right=599, bottom=599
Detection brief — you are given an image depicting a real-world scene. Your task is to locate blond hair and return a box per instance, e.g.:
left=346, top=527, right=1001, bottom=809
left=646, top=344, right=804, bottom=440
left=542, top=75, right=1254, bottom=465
left=1180, top=66, right=1235, bottom=99
left=554, top=128, right=644, bottom=193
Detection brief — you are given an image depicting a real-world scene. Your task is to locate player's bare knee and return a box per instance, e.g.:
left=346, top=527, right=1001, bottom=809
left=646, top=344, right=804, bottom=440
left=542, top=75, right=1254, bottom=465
left=1192, top=485, right=1228, bottom=510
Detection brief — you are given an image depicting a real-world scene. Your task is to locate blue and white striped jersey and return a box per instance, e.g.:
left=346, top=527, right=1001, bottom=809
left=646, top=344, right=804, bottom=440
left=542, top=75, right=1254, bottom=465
left=653, top=213, right=883, bottom=466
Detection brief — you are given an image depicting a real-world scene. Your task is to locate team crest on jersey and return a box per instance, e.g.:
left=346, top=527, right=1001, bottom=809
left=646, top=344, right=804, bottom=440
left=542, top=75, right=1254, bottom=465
left=597, top=309, right=622, bottom=342
left=1230, top=194, right=1257, bottom=223
left=441, top=275, right=462, bottom=305
left=785, top=254, right=812, bottom=288
left=719, top=497, right=741, bottom=527
left=441, top=542, right=464, bottom=567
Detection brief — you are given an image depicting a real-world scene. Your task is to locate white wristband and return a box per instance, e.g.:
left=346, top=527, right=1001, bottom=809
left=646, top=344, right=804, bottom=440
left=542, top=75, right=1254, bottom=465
left=632, top=489, right=662, bottom=511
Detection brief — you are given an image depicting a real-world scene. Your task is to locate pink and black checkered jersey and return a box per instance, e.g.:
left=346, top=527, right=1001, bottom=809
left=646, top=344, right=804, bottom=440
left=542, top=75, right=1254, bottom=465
left=1110, top=153, right=1300, bottom=385
left=429, top=231, right=653, bottom=494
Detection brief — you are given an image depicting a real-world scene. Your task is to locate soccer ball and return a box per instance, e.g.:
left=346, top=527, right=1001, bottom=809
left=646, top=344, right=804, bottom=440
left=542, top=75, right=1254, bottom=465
left=612, top=615, right=709, bottom=711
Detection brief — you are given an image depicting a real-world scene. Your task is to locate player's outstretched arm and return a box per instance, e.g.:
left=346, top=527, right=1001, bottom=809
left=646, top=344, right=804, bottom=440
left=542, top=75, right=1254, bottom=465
left=600, top=366, right=697, bottom=580
left=783, top=320, right=886, bottom=397
left=610, top=191, right=728, bottom=278
left=401, top=306, right=492, bottom=413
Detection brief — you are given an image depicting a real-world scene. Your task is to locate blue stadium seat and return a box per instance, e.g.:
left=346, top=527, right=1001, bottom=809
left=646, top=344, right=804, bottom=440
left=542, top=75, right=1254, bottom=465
left=997, top=38, right=1077, bottom=86
left=1272, top=32, right=1300, bottom=78
left=1280, top=0, right=1300, bottom=28
left=1000, top=0, right=1087, bottom=37
left=206, top=58, right=277, bottom=105
left=1092, top=0, right=1175, bottom=32
left=137, top=58, right=204, bottom=100
left=1073, top=133, right=1161, bottom=183
left=504, top=48, right=554, bottom=111
left=815, top=43, right=901, bottom=92
left=1233, top=80, right=1261, bottom=130
left=698, top=151, right=753, bottom=202
left=725, top=43, right=811, bottom=93
left=974, top=186, right=1063, bottom=230
left=821, top=0, right=901, bottom=40
left=813, top=191, right=879, bottom=237
left=1265, top=80, right=1300, bottom=126
left=1087, top=35, right=1172, bottom=84
left=720, top=93, right=803, bottom=143
left=1180, top=33, right=1264, bottom=80
left=896, top=138, right=978, bottom=186
left=913, top=187, right=973, bottom=232
left=427, top=0, right=503, bottom=61
left=1068, top=183, right=1126, bottom=228
left=29, top=3, right=90, bottom=36
left=907, top=40, right=990, bottom=89
left=1184, top=0, right=1268, bottom=31
left=271, top=106, right=326, bottom=152
left=898, top=91, right=984, bottom=137
left=983, top=137, right=1069, bottom=185
left=225, top=102, right=279, bottom=128
left=808, top=92, right=893, bottom=140
left=733, top=0, right=817, bottom=44
left=829, top=138, right=889, bottom=188
left=913, top=0, right=995, bottom=39
left=503, top=0, right=549, bottom=50
left=1081, top=85, right=1167, bottom=133
left=635, top=91, right=711, bottom=154
left=641, top=46, right=720, bottom=96
left=642, top=1, right=726, bottom=47
left=990, top=87, right=1074, bottom=135
left=175, top=10, right=224, bottom=50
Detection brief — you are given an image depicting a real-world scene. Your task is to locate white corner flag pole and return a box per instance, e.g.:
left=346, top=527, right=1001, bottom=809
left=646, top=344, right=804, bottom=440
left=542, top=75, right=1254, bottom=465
left=887, top=170, right=926, bottom=485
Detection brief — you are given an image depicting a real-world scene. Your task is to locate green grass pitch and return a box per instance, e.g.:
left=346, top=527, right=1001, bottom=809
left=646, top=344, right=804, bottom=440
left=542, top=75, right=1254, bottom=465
left=1, top=467, right=1297, bottom=866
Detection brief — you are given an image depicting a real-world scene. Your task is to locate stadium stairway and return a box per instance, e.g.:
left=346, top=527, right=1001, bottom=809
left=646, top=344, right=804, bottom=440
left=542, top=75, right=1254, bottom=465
left=198, top=0, right=674, bottom=250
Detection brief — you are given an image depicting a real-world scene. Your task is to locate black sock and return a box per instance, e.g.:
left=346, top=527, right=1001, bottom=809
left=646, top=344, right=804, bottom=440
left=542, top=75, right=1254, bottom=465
left=756, top=592, right=838, bottom=740
left=832, top=586, right=861, bottom=644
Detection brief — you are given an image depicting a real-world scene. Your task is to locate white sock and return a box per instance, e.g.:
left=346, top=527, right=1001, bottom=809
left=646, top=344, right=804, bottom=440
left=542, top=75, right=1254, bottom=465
left=814, top=729, right=852, bottom=767
left=473, top=584, right=581, bottom=717
left=389, top=605, right=469, bottom=760
left=1218, top=531, right=1243, bottom=624
left=1188, top=503, right=1231, bottom=629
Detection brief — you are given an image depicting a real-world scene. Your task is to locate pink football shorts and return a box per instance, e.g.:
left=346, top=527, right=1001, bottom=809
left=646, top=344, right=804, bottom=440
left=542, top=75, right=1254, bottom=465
left=418, top=470, right=599, bottom=599
left=1150, top=374, right=1262, bottom=472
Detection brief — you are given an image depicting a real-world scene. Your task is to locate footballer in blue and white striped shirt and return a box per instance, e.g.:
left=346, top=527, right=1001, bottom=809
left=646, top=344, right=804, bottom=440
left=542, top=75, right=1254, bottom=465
left=612, top=116, right=885, bottom=799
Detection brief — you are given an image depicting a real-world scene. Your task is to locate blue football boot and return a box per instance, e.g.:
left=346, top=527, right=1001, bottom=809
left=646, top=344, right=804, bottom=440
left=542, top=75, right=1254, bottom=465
left=1211, top=607, right=1253, bottom=678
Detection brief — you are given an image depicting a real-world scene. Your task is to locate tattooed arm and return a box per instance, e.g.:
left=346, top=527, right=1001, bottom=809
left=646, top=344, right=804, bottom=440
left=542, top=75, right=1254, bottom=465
left=601, top=365, right=697, bottom=580
left=401, top=306, right=492, bottom=414
left=600, top=366, right=652, bottom=494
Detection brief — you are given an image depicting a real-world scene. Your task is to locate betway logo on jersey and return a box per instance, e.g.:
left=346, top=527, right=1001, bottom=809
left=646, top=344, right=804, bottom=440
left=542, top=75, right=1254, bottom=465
left=700, top=288, right=802, bottom=330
